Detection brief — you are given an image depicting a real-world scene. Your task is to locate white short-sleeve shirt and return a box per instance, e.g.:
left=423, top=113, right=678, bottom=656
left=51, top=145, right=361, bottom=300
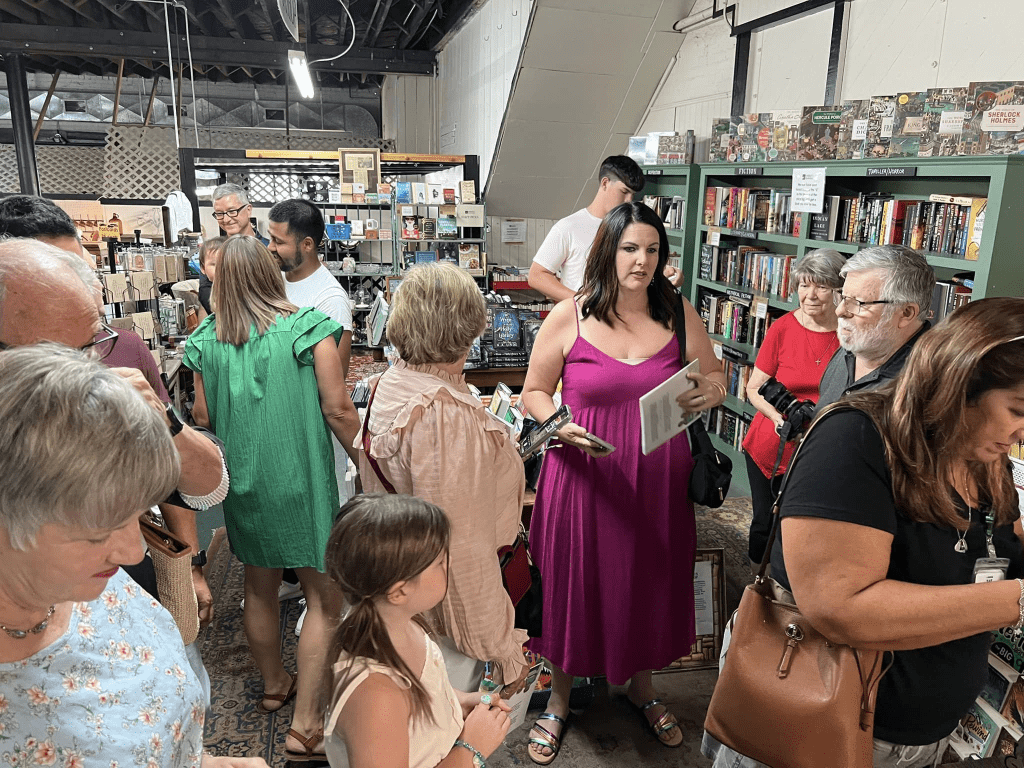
left=531, top=208, right=602, bottom=292
left=283, top=264, right=353, bottom=331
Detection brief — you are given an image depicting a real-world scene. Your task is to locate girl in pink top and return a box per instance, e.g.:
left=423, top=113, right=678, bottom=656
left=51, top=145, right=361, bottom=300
left=323, top=494, right=512, bottom=768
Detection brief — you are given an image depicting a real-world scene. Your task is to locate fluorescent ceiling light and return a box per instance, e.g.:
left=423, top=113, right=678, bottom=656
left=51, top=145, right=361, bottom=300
left=288, top=50, right=315, bottom=99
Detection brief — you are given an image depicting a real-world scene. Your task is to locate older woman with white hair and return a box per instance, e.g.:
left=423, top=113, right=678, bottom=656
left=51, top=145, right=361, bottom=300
left=0, top=344, right=266, bottom=768
left=359, top=263, right=530, bottom=694
left=741, top=248, right=845, bottom=564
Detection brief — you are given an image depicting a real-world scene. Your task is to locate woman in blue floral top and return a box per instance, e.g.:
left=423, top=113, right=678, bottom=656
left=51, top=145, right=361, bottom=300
left=0, top=345, right=267, bottom=768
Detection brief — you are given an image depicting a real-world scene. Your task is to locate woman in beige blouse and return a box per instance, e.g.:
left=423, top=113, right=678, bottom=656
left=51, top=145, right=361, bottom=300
left=359, top=263, right=530, bottom=692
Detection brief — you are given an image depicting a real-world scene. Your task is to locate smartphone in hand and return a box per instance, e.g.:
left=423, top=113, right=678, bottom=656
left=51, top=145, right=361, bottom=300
left=583, top=432, right=616, bottom=456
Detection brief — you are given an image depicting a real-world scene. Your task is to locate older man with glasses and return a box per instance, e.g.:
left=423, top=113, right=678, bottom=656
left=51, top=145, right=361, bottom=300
left=212, top=183, right=267, bottom=244
left=816, top=244, right=935, bottom=413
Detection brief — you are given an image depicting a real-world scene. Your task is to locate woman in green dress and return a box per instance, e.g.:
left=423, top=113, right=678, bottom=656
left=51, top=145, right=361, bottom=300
left=184, top=235, right=360, bottom=760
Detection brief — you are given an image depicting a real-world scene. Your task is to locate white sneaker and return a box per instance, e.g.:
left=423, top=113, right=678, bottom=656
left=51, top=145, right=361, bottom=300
left=295, top=599, right=307, bottom=637
left=239, top=581, right=305, bottom=610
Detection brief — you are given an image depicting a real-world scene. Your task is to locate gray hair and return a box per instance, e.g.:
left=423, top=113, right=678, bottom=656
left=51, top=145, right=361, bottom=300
left=212, top=183, right=249, bottom=205
left=840, top=245, right=935, bottom=315
left=0, top=238, right=100, bottom=329
left=0, top=344, right=179, bottom=550
left=791, top=249, right=845, bottom=291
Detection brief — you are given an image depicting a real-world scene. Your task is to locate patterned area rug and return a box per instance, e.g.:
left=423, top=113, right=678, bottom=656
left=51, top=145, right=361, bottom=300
left=345, top=353, right=386, bottom=389
left=199, top=497, right=753, bottom=765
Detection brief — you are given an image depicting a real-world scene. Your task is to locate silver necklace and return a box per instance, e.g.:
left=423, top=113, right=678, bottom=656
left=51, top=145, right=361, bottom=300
left=955, top=481, right=972, bottom=554
left=0, top=605, right=55, bottom=640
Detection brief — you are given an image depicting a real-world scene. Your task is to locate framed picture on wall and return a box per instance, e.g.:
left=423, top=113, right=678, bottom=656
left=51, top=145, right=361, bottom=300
left=339, top=147, right=382, bottom=193
left=659, top=547, right=727, bottom=672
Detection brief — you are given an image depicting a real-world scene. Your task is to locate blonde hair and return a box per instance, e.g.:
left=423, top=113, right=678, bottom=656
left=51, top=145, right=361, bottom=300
left=212, top=235, right=297, bottom=345
left=0, top=344, right=179, bottom=550
left=386, top=263, right=485, bottom=364
left=199, top=236, right=227, bottom=267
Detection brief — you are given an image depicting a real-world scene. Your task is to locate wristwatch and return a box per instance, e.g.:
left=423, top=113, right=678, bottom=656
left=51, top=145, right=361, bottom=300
left=165, top=403, right=185, bottom=437
left=191, top=550, right=208, bottom=568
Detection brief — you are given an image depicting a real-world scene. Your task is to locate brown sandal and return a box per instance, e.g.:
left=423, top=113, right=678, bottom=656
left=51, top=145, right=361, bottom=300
left=285, top=727, right=326, bottom=762
left=257, top=675, right=296, bottom=713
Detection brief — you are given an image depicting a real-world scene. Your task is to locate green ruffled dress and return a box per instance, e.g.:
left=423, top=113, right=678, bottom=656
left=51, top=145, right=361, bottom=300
left=183, top=307, right=342, bottom=570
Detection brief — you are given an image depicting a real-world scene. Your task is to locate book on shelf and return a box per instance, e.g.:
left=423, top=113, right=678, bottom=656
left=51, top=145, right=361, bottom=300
left=930, top=280, right=973, bottom=322
left=437, top=207, right=458, bottom=238
left=656, top=133, right=690, bottom=165
left=421, top=218, right=437, bottom=240
left=627, top=135, right=647, bottom=163
left=366, top=192, right=380, bottom=206
left=836, top=99, right=870, bottom=160
left=797, top=106, right=841, bottom=161
left=443, top=187, right=457, bottom=205
left=865, top=95, right=898, bottom=158
left=352, top=183, right=366, bottom=204
left=378, top=182, right=392, bottom=196
left=962, top=696, right=1013, bottom=758
left=364, top=219, right=379, bottom=239
left=350, top=220, right=364, bottom=238
left=644, top=195, right=685, bottom=229
left=644, top=131, right=677, bottom=164
left=427, top=183, right=444, bottom=204
left=380, top=228, right=392, bottom=241
left=458, top=243, right=481, bottom=271
left=807, top=195, right=841, bottom=241
left=886, top=91, right=928, bottom=158
left=401, top=216, right=420, bottom=240
left=413, top=183, right=428, bottom=204
left=395, top=182, right=413, bottom=204
left=767, top=109, right=802, bottom=161
left=981, top=652, right=1021, bottom=712
left=709, top=118, right=733, bottom=163
left=932, top=84, right=978, bottom=144
left=960, top=81, right=1024, bottom=156
left=459, top=180, right=476, bottom=204
left=414, top=250, right=437, bottom=264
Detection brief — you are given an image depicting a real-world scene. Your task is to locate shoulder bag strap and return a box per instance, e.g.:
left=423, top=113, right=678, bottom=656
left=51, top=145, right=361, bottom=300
left=755, top=403, right=857, bottom=581
left=361, top=378, right=397, bottom=494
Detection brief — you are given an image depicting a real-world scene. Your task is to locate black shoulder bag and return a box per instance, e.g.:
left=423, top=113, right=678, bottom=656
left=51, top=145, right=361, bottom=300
left=674, top=295, right=733, bottom=508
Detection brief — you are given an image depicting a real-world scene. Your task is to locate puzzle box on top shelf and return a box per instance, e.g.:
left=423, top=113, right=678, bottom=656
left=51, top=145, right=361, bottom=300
left=767, top=109, right=802, bottom=161
left=865, top=95, right=898, bottom=158
left=836, top=99, right=870, bottom=160
left=708, top=118, right=733, bottom=163
left=959, top=81, right=1024, bottom=156
left=732, top=113, right=771, bottom=163
left=797, top=106, right=841, bottom=161
left=918, top=86, right=969, bottom=158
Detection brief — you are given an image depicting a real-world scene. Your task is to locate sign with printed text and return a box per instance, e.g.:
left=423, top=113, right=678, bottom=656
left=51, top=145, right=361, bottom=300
left=707, top=227, right=721, bottom=246
left=791, top=167, right=827, bottom=213
left=982, top=106, right=1024, bottom=131
left=501, top=219, right=527, bottom=244
left=851, top=119, right=869, bottom=140
left=939, top=110, right=968, bottom=134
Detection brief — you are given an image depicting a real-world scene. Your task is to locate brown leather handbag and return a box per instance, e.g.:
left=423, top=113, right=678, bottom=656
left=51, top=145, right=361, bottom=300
left=704, top=411, right=889, bottom=768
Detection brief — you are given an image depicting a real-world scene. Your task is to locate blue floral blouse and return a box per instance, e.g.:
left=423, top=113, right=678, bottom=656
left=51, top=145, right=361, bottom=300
left=0, top=570, right=205, bottom=767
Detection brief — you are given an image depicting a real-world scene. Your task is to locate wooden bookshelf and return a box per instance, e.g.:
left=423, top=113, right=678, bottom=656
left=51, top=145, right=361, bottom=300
left=643, top=155, right=1024, bottom=494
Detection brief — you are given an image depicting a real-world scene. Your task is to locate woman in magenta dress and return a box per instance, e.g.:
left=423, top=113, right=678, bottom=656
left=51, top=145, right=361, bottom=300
left=521, top=202, right=727, bottom=764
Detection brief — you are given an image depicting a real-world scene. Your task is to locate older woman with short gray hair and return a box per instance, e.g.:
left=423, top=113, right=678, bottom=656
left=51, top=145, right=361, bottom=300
left=0, top=344, right=266, bottom=768
left=741, top=248, right=845, bottom=563
left=360, top=263, right=530, bottom=693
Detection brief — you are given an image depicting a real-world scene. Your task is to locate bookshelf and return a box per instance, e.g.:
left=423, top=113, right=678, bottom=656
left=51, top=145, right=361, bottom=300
left=642, top=155, right=1024, bottom=494
left=640, top=164, right=702, bottom=288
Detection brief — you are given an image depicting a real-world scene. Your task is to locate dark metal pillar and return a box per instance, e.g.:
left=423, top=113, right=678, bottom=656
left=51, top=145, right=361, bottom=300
left=5, top=53, right=40, bottom=195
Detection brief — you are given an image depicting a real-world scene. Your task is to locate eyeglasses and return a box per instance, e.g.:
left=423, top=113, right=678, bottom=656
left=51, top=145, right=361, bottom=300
left=833, top=293, right=893, bottom=315
left=0, top=322, right=119, bottom=360
left=212, top=205, right=248, bottom=220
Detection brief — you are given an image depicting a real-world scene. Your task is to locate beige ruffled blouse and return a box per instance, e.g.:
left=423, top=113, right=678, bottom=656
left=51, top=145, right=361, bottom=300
left=357, top=360, right=529, bottom=683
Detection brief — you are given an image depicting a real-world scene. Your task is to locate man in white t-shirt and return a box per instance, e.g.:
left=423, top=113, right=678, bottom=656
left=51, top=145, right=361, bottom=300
left=527, top=155, right=683, bottom=300
left=267, top=199, right=353, bottom=378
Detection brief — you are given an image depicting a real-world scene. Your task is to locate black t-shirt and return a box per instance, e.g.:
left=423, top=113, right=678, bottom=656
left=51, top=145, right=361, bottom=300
left=198, top=273, right=213, bottom=315
left=770, top=408, right=1023, bottom=746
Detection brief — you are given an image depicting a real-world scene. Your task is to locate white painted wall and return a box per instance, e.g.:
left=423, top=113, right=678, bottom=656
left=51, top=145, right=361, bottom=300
left=639, top=0, right=1024, bottom=159
left=638, top=0, right=734, bottom=161
left=437, top=0, right=531, bottom=185
left=381, top=75, right=438, bottom=154
left=486, top=215, right=557, bottom=270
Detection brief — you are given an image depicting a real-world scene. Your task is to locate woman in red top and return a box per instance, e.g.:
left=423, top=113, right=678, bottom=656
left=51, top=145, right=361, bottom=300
left=741, top=249, right=844, bottom=563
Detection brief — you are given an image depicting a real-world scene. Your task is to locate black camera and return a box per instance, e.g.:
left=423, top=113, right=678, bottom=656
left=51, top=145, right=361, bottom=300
left=758, top=377, right=816, bottom=440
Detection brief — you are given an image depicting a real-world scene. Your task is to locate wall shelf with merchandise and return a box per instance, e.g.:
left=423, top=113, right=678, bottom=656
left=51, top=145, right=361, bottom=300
left=643, top=155, right=1024, bottom=492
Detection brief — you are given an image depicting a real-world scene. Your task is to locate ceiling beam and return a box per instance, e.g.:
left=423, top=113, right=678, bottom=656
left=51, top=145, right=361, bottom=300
left=1, top=22, right=437, bottom=75
left=397, top=0, right=437, bottom=49
left=362, top=0, right=394, bottom=48
left=0, top=0, right=41, bottom=23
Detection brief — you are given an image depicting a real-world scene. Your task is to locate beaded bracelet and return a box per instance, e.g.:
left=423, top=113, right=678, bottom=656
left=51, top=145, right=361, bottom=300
left=454, top=740, right=486, bottom=768
left=1015, top=578, right=1024, bottom=632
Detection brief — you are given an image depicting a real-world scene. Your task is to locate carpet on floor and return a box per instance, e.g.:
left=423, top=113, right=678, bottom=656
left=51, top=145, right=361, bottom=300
left=199, top=498, right=753, bottom=766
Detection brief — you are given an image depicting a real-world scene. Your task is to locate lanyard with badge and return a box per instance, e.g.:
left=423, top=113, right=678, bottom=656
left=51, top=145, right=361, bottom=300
left=973, top=508, right=1011, bottom=582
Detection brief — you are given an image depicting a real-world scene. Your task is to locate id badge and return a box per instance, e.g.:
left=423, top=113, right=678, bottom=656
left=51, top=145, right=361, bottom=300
left=974, top=557, right=1011, bottom=583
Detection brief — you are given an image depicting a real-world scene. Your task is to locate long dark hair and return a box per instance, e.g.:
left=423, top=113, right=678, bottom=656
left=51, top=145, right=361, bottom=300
left=841, top=297, right=1024, bottom=529
left=579, top=202, right=676, bottom=329
left=322, top=493, right=451, bottom=725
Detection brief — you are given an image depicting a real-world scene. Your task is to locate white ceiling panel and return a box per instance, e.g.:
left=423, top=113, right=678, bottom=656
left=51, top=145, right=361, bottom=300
left=611, top=31, right=684, bottom=134
left=540, top=0, right=665, bottom=18
left=495, top=119, right=610, bottom=179
left=522, top=7, right=655, bottom=75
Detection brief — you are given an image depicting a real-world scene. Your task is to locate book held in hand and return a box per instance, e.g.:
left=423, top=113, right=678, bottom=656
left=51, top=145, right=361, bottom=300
left=639, top=359, right=700, bottom=456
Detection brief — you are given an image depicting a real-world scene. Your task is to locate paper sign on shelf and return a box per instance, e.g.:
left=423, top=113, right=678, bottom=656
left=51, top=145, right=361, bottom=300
left=712, top=342, right=723, bottom=361
left=791, top=167, right=827, bottom=214
left=694, top=560, right=715, bottom=636
left=754, top=297, right=769, bottom=320
left=708, top=227, right=721, bottom=246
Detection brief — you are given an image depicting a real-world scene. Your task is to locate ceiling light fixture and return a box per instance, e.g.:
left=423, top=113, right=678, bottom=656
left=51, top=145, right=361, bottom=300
left=288, top=50, right=315, bottom=99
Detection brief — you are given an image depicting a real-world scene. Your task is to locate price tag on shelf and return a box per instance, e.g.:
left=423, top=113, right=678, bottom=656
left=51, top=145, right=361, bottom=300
left=708, top=227, right=721, bottom=246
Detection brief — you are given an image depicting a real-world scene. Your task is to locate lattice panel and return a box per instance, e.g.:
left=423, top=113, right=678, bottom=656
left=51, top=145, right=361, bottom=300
left=104, top=126, right=181, bottom=199
left=38, top=146, right=104, bottom=196
left=246, top=173, right=339, bottom=204
left=0, top=146, right=18, bottom=193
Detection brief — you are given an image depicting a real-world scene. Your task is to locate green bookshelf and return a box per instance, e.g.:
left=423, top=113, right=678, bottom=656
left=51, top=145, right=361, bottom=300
left=643, top=155, right=1024, bottom=495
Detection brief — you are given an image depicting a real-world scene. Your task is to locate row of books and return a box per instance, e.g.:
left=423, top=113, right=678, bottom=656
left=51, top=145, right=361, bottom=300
left=400, top=209, right=464, bottom=240
left=401, top=245, right=484, bottom=273
left=710, top=81, right=1024, bottom=163
left=642, top=195, right=686, bottom=230
left=930, top=279, right=973, bottom=323
left=809, top=193, right=986, bottom=259
left=701, top=405, right=752, bottom=451
left=722, top=358, right=752, bottom=403
left=699, top=244, right=795, bottom=300
left=703, top=187, right=800, bottom=236
left=699, top=287, right=780, bottom=350
left=395, top=180, right=476, bottom=206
